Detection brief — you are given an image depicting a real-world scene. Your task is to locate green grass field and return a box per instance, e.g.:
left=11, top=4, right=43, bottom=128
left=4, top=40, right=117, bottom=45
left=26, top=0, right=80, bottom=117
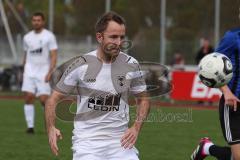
left=0, top=99, right=227, bottom=160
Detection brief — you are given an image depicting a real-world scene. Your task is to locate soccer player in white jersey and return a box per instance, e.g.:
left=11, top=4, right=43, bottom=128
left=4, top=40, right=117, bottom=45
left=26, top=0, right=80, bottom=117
left=22, top=12, right=58, bottom=134
left=45, top=12, right=150, bottom=160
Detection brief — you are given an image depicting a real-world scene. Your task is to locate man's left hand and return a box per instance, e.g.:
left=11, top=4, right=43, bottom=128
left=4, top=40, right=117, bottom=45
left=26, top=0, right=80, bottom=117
left=121, top=126, right=139, bottom=149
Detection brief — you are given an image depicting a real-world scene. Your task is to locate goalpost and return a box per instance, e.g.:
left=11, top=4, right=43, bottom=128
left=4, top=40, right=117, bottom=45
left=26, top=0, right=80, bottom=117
left=0, top=0, right=55, bottom=65
left=0, top=0, right=18, bottom=64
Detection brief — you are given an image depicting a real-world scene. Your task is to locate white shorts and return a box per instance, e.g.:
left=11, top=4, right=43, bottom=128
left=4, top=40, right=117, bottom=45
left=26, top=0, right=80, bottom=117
left=21, top=76, right=51, bottom=96
left=72, top=138, right=139, bottom=160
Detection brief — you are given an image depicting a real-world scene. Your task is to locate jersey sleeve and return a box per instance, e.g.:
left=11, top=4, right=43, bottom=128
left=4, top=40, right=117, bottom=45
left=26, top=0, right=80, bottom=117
left=51, top=56, right=87, bottom=95
left=215, top=31, right=237, bottom=57
left=23, top=36, right=28, bottom=51
left=48, top=34, right=58, bottom=51
left=127, top=57, right=147, bottom=95
left=63, top=68, right=79, bottom=86
left=53, top=67, right=80, bottom=95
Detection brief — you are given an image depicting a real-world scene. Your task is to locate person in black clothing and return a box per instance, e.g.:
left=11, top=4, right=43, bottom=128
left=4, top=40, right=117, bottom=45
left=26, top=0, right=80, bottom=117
left=195, top=38, right=214, bottom=64
left=195, top=38, right=214, bottom=106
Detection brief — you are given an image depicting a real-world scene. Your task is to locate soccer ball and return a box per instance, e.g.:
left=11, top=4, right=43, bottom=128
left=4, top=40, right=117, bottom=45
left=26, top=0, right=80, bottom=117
left=198, top=52, right=233, bottom=88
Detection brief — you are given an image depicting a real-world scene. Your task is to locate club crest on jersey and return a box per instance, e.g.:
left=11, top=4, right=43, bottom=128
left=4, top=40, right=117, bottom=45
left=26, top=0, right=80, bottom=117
left=117, top=75, right=126, bottom=87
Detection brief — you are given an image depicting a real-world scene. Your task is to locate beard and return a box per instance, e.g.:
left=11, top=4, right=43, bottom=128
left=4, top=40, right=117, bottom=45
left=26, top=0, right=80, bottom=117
left=102, top=43, right=120, bottom=57
left=33, top=24, right=43, bottom=32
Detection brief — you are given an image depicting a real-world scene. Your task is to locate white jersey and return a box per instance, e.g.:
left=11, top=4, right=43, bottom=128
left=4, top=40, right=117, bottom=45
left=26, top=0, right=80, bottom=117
left=23, top=29, right=58, bottom=79
left=62, top=50, right=146, bottom=140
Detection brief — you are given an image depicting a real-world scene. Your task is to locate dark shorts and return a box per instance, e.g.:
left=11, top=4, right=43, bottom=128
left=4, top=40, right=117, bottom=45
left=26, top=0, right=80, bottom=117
left=219, top=96, right=240, bottom=145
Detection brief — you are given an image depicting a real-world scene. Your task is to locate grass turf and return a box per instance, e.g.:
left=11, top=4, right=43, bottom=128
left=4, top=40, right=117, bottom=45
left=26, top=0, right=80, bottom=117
left=0, top=99, right=226, bottom=160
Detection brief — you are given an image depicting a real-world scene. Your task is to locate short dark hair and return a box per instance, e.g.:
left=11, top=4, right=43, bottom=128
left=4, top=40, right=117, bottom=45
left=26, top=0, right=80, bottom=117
left=95, top=11, right=126, bottom=33
left=32, top=12, right=45, bottom=20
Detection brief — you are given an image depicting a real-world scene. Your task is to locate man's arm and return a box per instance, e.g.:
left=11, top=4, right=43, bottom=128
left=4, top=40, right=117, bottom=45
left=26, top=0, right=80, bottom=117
left=133, top=96, right=150, bottom=132
left=220, top=85, right=240, bottom=111
left=22, top=36, right=27, bottom=67
left=22, top=52, right=26, bottom=76
left=45, top=50, right=57, bottom=82
left=23, top=52, right=26, bottom=66
left=45, top=90, right=64, bottom=156
left=121, top=94, right=150, bottom=149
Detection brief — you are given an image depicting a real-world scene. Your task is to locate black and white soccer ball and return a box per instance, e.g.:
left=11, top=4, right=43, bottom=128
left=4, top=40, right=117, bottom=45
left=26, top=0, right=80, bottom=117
left=198, top=52, right=233, bottom=88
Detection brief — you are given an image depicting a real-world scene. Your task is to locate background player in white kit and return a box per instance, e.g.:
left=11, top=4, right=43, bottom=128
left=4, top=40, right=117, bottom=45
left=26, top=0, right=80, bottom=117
left=45, top=12, right=150, bottom=160
left=22, top=12, right=58, bottom=134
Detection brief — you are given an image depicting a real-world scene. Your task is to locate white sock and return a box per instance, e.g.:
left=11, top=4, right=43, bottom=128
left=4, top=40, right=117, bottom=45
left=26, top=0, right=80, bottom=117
left=203, top=142, right=214, bottom=155
left=24, top=104, right=35, bottom=128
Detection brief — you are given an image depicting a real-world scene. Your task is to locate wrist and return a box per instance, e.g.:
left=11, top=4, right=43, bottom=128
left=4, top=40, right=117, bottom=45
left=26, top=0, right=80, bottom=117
left=220, top=85, right=230, bottom=94
left=47, top=71, right=52, bottom=75
left=47, top=126, right=55, bottom=133
left=49, top=66, right=56, bottom=73
left=133, top=121, right=142, bottom=132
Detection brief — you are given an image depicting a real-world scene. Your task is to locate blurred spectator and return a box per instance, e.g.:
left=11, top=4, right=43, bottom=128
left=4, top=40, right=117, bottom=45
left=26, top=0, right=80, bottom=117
left=16, top=2, right=28, bottom=22
left=15, top=2, right=28, bottom=34
left=0, top=65, right=23, bottom=91
left=170, top=52, right=185, bottom=70
left=195, top=38, right=214, bottom=64
left=195, top=38, right=214, bottom=106
left=0, top=68, right=12, bottom=90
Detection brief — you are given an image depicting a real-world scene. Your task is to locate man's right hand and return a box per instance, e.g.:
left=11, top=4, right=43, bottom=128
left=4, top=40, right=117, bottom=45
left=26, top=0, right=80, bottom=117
left=48, top=127, right=62, bottom=156
left=221, top=85, right=240, bottom=111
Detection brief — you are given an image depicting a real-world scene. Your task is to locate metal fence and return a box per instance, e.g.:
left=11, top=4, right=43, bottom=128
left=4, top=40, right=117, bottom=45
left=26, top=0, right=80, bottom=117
left=0, top=0, right=239, bottom=66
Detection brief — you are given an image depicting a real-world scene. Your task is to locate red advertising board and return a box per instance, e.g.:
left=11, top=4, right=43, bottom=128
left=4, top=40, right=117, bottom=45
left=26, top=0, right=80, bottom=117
left=170, top=71, right=222, bottom=101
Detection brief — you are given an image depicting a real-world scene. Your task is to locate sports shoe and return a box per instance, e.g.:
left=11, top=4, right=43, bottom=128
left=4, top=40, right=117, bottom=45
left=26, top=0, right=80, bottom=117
left=190, top=137, right=212, bottom=160
left=26, top=128, right=34, bottom=134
